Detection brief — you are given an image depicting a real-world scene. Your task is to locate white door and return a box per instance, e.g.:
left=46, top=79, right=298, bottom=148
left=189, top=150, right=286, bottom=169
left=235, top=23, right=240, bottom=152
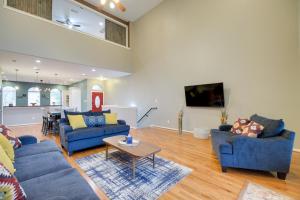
left=69, top=87, right=81, bottom=112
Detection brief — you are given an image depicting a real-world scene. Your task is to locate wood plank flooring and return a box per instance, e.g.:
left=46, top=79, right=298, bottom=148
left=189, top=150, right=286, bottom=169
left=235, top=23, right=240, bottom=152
left=9, top=125, right=300, bottom=200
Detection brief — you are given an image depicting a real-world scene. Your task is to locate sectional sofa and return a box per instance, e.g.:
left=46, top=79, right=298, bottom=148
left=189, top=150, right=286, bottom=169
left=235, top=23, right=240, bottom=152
left=15, top=136, right=98, bottom=200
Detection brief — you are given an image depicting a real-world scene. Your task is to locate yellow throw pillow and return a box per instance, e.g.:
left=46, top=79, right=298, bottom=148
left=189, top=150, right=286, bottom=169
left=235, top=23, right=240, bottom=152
left=0, top=145, right=16, bottom=174
left=104, top=113, right=118, bottom=125
left=0, top=134, right=14, bottom=162
left=68, top=115, right=87, bottom=130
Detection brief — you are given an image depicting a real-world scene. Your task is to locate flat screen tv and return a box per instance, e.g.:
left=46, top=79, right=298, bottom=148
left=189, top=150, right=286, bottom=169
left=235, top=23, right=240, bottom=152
left=185, top=83, right=225, bottom=107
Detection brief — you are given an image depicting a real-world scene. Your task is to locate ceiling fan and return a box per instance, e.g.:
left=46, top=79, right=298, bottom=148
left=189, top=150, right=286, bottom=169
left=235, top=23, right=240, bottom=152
left=100, top=0, right=126, bottom=12
left=56, top=18, right=81, bottom=28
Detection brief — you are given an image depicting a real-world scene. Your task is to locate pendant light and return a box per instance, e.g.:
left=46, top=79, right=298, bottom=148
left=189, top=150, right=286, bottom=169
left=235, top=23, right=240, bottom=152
left=35, top=71, right=42, bottom=91
left=15, top=69, right=19, bottom=90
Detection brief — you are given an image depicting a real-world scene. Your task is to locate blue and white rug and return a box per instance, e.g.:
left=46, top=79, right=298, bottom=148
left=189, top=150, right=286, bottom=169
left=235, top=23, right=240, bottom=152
left=76, top=151, right=192, bottom=200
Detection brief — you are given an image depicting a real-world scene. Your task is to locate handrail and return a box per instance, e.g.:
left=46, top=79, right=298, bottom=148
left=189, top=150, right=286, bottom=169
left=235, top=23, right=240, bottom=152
left=137, top=107, right=158, bottom=123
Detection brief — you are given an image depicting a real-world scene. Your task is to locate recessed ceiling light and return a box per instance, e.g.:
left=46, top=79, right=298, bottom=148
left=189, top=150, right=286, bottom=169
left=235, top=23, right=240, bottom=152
left=81, top=73, right=87, bottom=76
left=35, top=60, right=41, bottom=63
left=100, top=0, right=106, bottom=5
left=98, top=76, right=107, bottom=81
left=33, top=66, right=39, bottom=70
left=92, top=69, right=96, bottom=72
left=99, top=22, right=104, bottom=26
left=109, top=2, right=115, bottom=9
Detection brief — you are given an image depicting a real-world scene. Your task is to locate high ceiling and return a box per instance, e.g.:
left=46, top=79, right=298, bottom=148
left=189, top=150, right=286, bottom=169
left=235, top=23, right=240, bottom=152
left=0, top=51, right=130, bottom=85
left=85, top=0, right=164, bottom=22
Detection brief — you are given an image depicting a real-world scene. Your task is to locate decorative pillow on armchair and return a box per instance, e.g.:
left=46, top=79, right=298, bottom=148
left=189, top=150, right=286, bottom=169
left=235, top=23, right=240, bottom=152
left=242, top=121, right=264, bottom=138
left=231, top=119, right=250, bottom=134
left=0, top=163, right=27, bottom=200
left=0, top=125, right=22, bottom=149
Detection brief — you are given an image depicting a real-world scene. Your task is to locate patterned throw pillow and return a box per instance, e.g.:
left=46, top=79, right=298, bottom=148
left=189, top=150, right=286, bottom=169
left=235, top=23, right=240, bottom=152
left=0, top=125, right=21, bottom=149
left=231, top=118, right=250, bottom=134
left=83, top=116, right=105, bottom=127
left=242, top=121, right=264, bottom=138
left=0, top=163, right=27, bottom=200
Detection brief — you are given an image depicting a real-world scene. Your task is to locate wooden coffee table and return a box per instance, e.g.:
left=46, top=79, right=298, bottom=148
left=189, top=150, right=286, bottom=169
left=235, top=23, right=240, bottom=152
left=103, top=136, right=161, bottom=179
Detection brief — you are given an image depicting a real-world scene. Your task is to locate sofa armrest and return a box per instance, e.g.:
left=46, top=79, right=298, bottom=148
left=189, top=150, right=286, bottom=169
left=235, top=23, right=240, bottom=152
left=118, top=120, right=126, bottom=125
left=219, top=124, right=233, bottom=132
left=59, top=124, right=73, bottom=147
left=61, top=124, right=73, bottom=133
left=18, top=135, right=38, bottom=145
left=59, top=118, right=68, bottom=124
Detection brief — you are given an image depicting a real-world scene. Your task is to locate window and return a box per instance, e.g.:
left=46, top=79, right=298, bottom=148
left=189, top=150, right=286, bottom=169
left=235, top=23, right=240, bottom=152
left=50, top=89, right=62, bottom=105
left=3, top=86, right=16, bottom=106
left=28, top=87, right=41, bottom=106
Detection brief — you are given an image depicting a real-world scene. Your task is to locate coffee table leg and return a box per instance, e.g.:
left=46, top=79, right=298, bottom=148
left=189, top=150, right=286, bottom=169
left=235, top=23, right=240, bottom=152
left=105, top=144, right=109, bottom=160
left=132, top=158, right=136, bottom=179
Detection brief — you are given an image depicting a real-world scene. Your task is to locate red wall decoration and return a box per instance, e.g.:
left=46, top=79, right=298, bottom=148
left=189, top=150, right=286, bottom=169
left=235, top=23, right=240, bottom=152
left=92, top=92, right=103, bottom=112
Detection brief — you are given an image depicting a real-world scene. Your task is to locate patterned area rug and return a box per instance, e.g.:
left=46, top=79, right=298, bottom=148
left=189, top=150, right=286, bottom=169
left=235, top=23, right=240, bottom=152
left=238, top=182, right=293, bottom=200
left=76, top=151, right=192, bottom=200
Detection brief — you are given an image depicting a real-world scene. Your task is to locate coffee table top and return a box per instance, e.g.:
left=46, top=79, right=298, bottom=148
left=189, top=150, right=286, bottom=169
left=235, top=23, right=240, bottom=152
left=103, top=135, right=161, bottom=158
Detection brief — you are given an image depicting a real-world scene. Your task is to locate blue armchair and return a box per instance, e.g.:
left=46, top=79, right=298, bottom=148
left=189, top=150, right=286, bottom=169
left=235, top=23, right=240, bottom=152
left=211, top=115, right=295, bottom=180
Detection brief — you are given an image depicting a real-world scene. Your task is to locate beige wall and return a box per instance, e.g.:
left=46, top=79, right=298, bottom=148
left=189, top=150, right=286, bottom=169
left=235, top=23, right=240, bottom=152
left=104, top=0, right=300, bottom=148
left=0, top=2, right=132, bottom=73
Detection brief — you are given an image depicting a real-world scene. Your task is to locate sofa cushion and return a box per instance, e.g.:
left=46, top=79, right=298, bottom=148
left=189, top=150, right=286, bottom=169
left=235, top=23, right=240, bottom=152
left=66, top=127, right=105, bottom=142
left=230, top=118, right=250, bottom=134
left=20, top=168, right=98, bottom=200
left=68, top=115, right=87, bottom=130
left=90, top=109, right=111, bottom=116
left=104, top=113, right=118, bottom=125
left=241, top=121, right=264, bottom=138
left=0, top=134, right=14, bottom=162
left=103, top=124, right=130, bottom=135
left=64, top=110, right=92, bottom=124
left=0, top=163, right=26, bottom=200
left=14, top=151, right=71, bottom=182
left=250, top=114, right=284, bottom=138
left=15, top=140, right=61, bottom=158
left=0, top=145, right=16, bottom=174
left=0, top=125, right=22, bottom=149
left=83, top=115, right=105, bottom=127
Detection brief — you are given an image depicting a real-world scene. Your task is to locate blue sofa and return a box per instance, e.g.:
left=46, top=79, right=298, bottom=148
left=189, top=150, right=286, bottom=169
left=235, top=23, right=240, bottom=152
left=211, top=114, right=295, bottom=180
left=59, top=111, right=130, bottom=155
left=15, top=136, right=99, bottom=200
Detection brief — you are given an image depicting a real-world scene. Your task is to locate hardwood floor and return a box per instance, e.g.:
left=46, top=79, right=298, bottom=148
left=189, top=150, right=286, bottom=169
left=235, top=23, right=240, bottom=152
left=9, top=124, right=300, bottom=200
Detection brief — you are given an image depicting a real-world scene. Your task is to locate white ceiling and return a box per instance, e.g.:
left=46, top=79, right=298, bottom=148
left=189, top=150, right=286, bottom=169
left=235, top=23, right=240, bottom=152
left=85, top=0, right=164, bottom=22
left=0, top=51, right=130, bottom=85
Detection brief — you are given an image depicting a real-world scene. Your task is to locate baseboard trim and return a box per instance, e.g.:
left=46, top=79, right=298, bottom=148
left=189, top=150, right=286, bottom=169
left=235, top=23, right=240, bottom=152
left=149, top=125, right=193, bottom=134
left=150, top=126, right=299, bottom=152
left=293, top=149, right=300, bottom=153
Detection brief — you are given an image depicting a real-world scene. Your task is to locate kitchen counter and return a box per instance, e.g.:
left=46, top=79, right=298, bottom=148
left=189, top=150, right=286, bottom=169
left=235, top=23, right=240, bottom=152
left=3, top=106, right=62, bottom=126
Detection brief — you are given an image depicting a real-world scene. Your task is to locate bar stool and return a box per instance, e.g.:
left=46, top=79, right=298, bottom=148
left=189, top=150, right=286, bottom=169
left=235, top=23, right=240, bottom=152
left=42, top=116, right=48, bottom=135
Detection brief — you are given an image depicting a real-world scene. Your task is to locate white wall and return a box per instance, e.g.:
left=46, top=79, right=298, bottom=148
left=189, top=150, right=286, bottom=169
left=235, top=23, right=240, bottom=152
left=0, top=2, right=132, bottom=73
left=104, top=0, right=300, bottom=148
